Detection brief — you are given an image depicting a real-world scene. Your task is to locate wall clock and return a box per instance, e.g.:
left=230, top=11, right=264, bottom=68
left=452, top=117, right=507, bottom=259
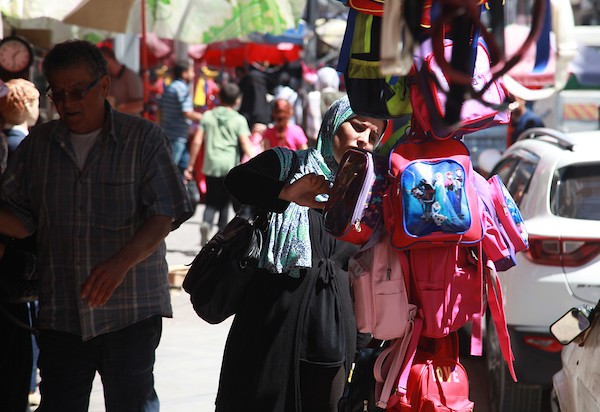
left=0, top=35, right=34, bottom=74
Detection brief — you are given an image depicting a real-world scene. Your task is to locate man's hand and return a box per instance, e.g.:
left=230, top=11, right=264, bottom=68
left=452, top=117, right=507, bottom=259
left=279, top=173, right=330, bottom=209
left=81, top=257, right=130, bottom=307
left=80, top=215, right=173, bottom=307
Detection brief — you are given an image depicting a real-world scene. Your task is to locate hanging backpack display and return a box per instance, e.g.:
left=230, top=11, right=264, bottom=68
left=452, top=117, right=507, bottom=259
left=385, top=136, right=483, bottom=250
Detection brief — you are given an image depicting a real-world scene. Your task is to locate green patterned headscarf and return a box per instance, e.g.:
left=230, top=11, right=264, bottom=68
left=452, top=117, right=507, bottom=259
left=260, top=95, right=355, bottom=276
left=316, top=95, right=355, bottom=175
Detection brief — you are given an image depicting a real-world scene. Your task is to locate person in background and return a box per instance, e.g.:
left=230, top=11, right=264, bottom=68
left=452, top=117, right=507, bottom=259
left=99, top=46, right=144, bottom=116
left=194, top=65, right=220, bottom=113
left=237, top=66, right=271, bottom=127
left=0, top=39, right=193, bottom=412
left=1, top=78, right=40, bottom=153
left=185, top=82, right=253, bottom=246
left=216, top=96, right=386, bottom=411
left=305, top=67, right=345, bottom=148
left=263, top=98, right=308, bottom=151
left=146, top=65, right=167, bottom=123
left=0, top=78, right=40, bottom=412
left=159, top=63, right=203, bottom=175
left=507, top=96, right=545, bottom=147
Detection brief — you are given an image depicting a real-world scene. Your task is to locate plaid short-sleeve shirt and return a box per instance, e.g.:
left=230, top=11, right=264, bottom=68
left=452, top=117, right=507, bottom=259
left=1, top=105, right=194, bottom=340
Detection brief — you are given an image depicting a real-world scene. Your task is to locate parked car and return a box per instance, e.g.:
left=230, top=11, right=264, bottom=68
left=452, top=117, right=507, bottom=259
left=550, top=299, right=600, bottom=412
left=485, top=127, right=600, bottom=412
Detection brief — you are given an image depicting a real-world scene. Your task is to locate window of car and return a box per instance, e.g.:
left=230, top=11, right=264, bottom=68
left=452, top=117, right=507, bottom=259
left=490, top=153, right=539, bottom=206
left=551, top=163, right=600, bottom=220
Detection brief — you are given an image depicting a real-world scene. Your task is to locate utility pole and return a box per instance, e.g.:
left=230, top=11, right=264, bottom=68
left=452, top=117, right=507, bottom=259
left=304, top=0, right=318, bottom=65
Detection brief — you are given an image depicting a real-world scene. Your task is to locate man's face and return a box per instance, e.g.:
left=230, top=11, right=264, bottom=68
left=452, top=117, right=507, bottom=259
left=182, top=67, right=195, bottom=84
left=46, top=63, right=109, bottom=134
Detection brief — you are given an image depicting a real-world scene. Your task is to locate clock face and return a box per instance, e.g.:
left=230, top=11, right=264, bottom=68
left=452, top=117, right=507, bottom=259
left=0, top=37, right=33, bottom=74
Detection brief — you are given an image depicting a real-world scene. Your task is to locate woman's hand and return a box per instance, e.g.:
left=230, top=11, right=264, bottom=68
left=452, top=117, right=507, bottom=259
left=279, top=173, right=330, bottom=209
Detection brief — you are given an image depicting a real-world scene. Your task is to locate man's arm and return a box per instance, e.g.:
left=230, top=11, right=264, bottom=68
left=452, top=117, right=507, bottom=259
left=0, top=207, right=29, bottom=239
left=80, top=214, right=173, bottom=307
left=184, top=110, right=203, bottom=123
left=184, top=126, right=205, bottom=181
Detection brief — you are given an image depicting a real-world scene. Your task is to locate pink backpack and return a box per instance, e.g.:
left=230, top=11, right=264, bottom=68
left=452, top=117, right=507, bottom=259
left=407, top=245, right=484, bottom=341
left=349, top=232, right=415, bottom=341
left=385, top=136, right=484, bottom=250
left=488, top=174, right=529, bottom=253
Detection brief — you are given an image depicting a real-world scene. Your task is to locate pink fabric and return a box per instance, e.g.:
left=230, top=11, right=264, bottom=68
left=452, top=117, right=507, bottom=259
left=264, top=124, right=308, bottom=150
left=241, top=132, right=264, bottom=163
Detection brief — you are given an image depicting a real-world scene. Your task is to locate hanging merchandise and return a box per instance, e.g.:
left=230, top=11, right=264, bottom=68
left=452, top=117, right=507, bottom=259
left=385, top=136, right=483, bottom=250
left=409, top=35, right=510, bottom=140
left=324, top=147, right=390, bottom=245
left=338, top=9, right=412, bottom=119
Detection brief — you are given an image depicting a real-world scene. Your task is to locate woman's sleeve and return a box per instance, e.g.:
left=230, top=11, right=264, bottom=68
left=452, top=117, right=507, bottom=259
left=225, top=149, right=292, bottom=213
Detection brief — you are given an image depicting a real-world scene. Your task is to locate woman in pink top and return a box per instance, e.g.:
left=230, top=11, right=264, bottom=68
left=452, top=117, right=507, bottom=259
left=263, top=99, right=308, bottom=151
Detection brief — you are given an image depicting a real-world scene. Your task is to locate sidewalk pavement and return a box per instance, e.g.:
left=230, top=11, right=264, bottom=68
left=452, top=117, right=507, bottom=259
left=86, top=205, right=232, bottom=411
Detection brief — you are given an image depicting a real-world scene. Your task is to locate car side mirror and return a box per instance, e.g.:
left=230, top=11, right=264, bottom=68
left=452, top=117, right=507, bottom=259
left=550, top=307, right=592, bottom=345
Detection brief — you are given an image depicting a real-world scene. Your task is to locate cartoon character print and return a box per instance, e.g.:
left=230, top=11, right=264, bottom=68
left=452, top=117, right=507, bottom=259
left=445, top=170, right=461, bottom=218
left=454, top=168, right=464, bottom=218
left=433, top=172, right=450, bottom=217
left=431, top=201, right=448, bottom=226
left=410, top=179, right=436, bottom=220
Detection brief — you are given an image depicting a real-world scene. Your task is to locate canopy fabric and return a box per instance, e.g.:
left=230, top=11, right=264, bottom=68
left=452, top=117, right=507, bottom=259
left=2, top=0, right=307, bottom=45
left=195, top=39, right=302, bottom=68
left=62, top=0, right=306, bottom=45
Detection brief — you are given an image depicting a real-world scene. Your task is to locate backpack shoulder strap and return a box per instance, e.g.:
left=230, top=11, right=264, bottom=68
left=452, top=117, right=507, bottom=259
left=485, top=259, right=518, bottom=382
left=372, top=308, right=421, bottom=409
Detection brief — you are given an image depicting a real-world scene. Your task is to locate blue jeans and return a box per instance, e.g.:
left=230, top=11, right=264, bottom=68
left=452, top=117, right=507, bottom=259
left=170, top=137, right=190, bottom=173
left=36, top=315, right=162, bottom=412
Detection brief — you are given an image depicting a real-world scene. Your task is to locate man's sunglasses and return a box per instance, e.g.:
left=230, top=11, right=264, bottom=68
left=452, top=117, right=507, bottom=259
left=46, top=77, right=101, bottom=103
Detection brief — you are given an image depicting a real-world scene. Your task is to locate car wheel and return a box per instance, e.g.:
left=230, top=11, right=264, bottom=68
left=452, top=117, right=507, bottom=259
left=485, top=316, right=544, bottom=412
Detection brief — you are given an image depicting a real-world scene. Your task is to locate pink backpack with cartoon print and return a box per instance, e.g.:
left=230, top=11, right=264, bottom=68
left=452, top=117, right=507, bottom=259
left=384, top=136, right=484, bottom=250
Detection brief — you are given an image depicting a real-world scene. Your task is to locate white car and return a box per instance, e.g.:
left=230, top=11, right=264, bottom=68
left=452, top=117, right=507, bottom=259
left=485, top=127, right=600, bottom=412
left=550, top=299, right=600, bottom=412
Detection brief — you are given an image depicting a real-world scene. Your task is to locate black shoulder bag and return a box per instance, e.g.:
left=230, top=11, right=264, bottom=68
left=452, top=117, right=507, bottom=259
left=183, top=152, right=298, bottom=324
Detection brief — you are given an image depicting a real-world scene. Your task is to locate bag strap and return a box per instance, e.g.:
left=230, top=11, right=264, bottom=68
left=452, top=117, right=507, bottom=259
left=485, top=259, right=517, bottom=382
left=380, top=0, right=415, bottom=76
left=502, top=0, right=577, bottom=100
left=373, top=310, right=422, bottom=408
left=0, top=302, right=38, bottom=335
left=337, top=8, right=357, bottom=75
left=469, top=244, right=485, bottom=356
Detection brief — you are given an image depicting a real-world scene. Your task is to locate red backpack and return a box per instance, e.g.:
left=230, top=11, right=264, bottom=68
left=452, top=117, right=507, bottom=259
left=388, top=334, right=474, bottom=412
left=385, top=136, right=483, bottom=250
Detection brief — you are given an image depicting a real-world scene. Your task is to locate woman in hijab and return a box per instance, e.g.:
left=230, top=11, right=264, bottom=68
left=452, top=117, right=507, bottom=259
left=216, top=96, right=386, bottom=412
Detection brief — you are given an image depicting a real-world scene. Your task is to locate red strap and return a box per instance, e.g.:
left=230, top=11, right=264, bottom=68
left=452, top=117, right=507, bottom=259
left=485, top=260, right=517, bottom=382
left=470, top=245, right=485, bottom=356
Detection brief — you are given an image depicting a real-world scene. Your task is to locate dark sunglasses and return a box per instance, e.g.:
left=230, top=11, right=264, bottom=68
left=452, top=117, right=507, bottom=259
left=46, top=77, right=101, bottom=103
